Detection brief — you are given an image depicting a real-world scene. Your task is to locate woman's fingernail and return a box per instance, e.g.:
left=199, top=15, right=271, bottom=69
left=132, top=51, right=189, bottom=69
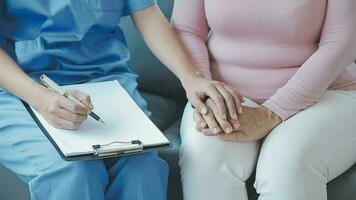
left=238, top=107, right=243, bottom=114
left=225, top=127, right=232, bottom=134
left=201, top=107, right=207, bottom=115
left=213, top=128, right=220, bottom=134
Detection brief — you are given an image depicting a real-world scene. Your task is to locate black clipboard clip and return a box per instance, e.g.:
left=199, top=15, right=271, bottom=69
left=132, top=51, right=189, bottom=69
left=92, top=140, right=143, bottom=157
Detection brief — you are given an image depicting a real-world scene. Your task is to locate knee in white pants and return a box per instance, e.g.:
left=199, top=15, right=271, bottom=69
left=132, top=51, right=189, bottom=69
left=180, top=142, right=252, bottom=183
left=255, top=148, right=328, bottom=200
left=179, top=101, right=260, bottom=200
left=180, top=140, right=257, bottom=200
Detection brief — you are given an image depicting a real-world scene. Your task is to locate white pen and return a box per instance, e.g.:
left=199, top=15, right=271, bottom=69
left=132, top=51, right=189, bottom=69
left=40, top=74, right=105, bottom=124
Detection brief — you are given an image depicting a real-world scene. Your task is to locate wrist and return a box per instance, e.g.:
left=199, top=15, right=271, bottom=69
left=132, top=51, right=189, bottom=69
left=26, top=82, right=51, bottom=110
left=180, top=69, right=204, bottom=88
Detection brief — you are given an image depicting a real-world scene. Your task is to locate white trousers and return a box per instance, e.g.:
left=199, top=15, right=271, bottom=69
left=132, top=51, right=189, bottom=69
left=179, top=90, right=356, bottom=200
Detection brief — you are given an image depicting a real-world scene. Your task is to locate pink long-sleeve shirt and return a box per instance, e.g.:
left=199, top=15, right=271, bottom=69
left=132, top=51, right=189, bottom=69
left=172, top=0, right=356, bottom=120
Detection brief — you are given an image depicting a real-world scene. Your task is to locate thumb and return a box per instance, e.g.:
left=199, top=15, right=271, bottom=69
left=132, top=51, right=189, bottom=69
left=189, top=95, right=208, bottom=115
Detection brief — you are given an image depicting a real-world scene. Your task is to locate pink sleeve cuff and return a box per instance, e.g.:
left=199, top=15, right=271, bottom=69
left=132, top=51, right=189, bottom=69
left=262, top=100, right=293, bottom=121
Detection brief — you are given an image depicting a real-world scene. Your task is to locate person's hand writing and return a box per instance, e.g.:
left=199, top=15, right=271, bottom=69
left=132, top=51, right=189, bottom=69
left=33, top=88, right=93, bottom=130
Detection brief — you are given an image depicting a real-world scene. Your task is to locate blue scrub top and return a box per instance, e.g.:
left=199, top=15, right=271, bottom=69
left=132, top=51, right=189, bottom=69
left=0, top=0, right=157, bottom=85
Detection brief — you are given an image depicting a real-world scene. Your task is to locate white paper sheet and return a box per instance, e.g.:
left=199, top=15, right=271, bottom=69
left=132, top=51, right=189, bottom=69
left=30, top=80, right=170, bottom=157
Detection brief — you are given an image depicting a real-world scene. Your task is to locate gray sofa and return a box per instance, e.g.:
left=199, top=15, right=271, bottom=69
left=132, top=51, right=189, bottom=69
left=1, top=1, right=355, bottom=200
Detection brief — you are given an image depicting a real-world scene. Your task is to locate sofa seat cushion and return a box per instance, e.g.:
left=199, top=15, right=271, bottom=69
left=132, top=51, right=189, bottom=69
left=328, top=164, right=356, bottom=200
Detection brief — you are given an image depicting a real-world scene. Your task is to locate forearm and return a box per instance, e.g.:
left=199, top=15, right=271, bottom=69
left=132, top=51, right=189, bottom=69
left=131, top=4, right=244, bottom=119
left=131, top=5, right=201, bottom=85
left=172, top=27, right=211, bottom=79
left=263, top=0, right=355, bottom=120
left=0, top=49, right=46, bottom=107
left=264, top=45, right=355, bottom=120
left=171, top=0, right=211, bottom=79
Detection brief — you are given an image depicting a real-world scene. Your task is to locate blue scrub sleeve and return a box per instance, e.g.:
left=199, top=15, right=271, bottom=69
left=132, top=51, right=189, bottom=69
left=124, top=0, right=157, bottom=15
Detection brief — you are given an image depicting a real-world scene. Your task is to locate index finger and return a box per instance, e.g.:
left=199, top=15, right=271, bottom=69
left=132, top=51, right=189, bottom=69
left=215, top=84, right=237, bottom=120
left=206, top=98, right=233, bottom=134
left=193, top=109, right=207, bottom=129
left=58, top=96, right=91, bottom=115
left=224, top=85, right=243, bottom=115
left=206, top=84, right=227, bottom=120
left=67, top=90, right=94, bottom=109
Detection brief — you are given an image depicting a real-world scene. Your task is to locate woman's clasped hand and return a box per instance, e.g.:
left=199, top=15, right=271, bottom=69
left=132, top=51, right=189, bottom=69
left=193, top=97, right=282, bottom=142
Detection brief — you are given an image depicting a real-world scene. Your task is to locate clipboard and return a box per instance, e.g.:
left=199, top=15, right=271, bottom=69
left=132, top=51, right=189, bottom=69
left=23, top=80, right=171, bottom=161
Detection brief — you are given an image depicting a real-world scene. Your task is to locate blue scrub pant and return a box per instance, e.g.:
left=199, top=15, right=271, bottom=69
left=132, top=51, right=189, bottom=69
left=0, top=88, right=169, bottom=200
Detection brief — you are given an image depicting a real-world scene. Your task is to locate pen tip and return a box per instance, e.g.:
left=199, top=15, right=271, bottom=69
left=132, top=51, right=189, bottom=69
left=99, top=119, right=106, bottom=125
